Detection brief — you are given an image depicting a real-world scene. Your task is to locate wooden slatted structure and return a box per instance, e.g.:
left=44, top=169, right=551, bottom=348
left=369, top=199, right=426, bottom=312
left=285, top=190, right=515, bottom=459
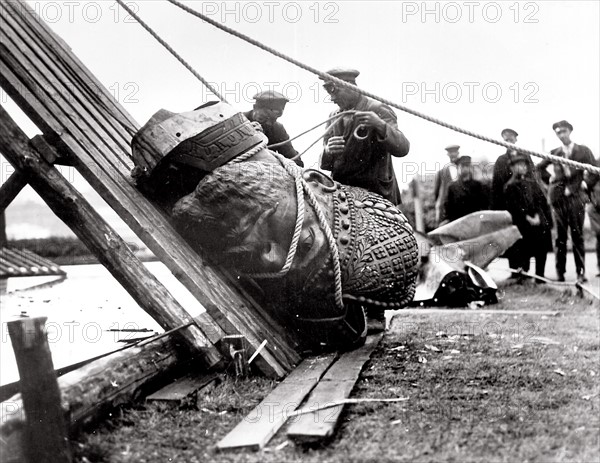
left=0, top=0, right=300, bottom=377
left=0, top=247, right=65, bottom=278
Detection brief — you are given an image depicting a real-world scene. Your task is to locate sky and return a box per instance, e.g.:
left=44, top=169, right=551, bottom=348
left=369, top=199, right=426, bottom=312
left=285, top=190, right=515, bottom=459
left=1, top=0, right=599, bottom=237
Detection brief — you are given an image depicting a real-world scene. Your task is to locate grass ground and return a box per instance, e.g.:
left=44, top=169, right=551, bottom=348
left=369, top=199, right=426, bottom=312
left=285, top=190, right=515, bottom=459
left=74, top=281, right=599, bottom=463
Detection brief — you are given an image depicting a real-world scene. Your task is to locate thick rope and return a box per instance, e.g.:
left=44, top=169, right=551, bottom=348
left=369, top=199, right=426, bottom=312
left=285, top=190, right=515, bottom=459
left=229, top=139, right=268, bottom=163
left=293, top=161, right=344, bottom=310
left=115, top=0, right=225, bottom=101
left=293, top=114, right=344, bottom=161
left=166, top=0, right=600, bottom=176
left=250, top=170, right=305, bottom=279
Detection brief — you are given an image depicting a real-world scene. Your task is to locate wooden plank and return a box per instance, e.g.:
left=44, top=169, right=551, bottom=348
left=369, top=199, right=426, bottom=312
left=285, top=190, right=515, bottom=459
left=0, top=107, right=221, bottom=366
left=0, top=1, right=301, bottom=376
left=287, top=334, right=384, bottom=445
left=2, top=4, right=132, bottom=168
left=146, top=372, right=218, bottom=404
left=0, top=171, right=28, bottom=213
left=217, top=353, right=338, bottom=451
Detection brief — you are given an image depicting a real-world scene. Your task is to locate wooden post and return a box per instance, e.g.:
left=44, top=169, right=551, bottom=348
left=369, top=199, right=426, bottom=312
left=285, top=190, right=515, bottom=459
left=223, top=335, right=249, bottom=377
left=0, top=212, right=6, bottom=247
left=7, top=317, right=72, bottom=463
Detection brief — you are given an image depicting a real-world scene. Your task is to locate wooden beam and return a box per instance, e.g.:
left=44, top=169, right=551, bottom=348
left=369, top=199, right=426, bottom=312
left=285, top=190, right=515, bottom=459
left=0, top=171, right=28, bottom=213
left=7, top=317, right=72, bottom=463
left=0, top=332, right=186, bottom=461
left=0, top=0, right=300, bottom=377
left=0, top=212, right=6, bottom=247
left=0, top=105, right=221, bottom=366
left=217, top=353, right=338, bottom=451
left=286, top=334, right=384, bottom=445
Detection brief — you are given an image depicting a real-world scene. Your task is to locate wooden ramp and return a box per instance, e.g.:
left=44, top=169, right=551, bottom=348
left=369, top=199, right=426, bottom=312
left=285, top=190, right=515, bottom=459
left=0, top=0, right=300, bottom=377
left=0, top=247, right=65, bottom=278
left=217, top=334, right=384, bottom=451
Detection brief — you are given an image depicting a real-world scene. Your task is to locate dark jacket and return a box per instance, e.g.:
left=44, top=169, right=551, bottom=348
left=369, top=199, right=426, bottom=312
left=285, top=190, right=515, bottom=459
left=320, top=96, right=409, bottom=205
left=491, top=150, right=536, bottom=210
left=243, top=111, right=303, bottom=167
left=433, top=161, right=458, bottom=223
left=537, top=144, right=598, bottom=205
left=444, top=178, right=489, bottom=222
left=504, top=175, right=553, bottom=251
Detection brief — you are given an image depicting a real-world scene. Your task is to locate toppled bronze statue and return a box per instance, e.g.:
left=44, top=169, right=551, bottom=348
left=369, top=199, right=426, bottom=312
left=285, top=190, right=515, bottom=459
left=131, top=101, right=419, bottom=350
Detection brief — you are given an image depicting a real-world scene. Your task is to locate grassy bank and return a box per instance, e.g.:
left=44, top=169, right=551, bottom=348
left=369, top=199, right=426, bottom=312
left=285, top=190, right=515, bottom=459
left=74, top=282, right=599, bottom=462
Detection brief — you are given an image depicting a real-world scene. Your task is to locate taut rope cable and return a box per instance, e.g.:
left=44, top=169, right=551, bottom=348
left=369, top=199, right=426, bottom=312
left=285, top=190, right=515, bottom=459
left=267, top=110, right=356, bottom=150
left=166, top=0, right=600, bottom=176
left=114, top=0, right=225, bottom=102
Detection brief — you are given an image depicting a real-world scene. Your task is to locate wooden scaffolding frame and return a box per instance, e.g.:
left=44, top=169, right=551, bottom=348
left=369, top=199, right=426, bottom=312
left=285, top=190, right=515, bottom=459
left=0, top=0, right=301, bottom=378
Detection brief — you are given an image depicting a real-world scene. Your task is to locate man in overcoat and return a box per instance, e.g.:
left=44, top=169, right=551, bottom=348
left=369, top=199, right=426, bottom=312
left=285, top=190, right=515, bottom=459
left=320, top=68, right=410, bottom=205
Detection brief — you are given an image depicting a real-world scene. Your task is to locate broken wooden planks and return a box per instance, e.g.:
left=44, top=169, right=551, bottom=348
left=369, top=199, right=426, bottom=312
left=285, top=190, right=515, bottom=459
left=216, top=353, right=338, bottom=451
left=287, top=334, right=384, bottom=445
left=146, top=372, right=219, bottom=405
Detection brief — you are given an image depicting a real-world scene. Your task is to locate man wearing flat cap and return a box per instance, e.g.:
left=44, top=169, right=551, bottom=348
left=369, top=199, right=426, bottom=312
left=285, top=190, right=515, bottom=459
left=444, top=155, right=489, bottom=223
left=244, top=90, right=303, bottom=167
left=320, top=68, right=410, bottom=205
left=491, top=128, right=539, bottom=276
left=433, top=144, right=461, bottom=226
left=536, top=120, right=599, bottom=282
left=491, top=128, right=537, bottom=211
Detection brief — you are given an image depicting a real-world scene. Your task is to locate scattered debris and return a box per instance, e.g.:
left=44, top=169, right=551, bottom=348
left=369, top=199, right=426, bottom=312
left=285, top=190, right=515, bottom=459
left=424, top=344, right=441, bottom=352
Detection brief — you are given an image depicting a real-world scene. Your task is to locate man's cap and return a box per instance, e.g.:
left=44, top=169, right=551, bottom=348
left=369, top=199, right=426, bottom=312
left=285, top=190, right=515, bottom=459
left=253, top=90, right=289, bottom=110
left=445, top=144, right=460, bottom=151
left=456, top=155, right=472, bottom=166
left=320, top=68, right=360, bottom=83
left=501, top=128, right=518, bottom=137
left=552, top=120, right=573, bottom=132
left=509, top=153, right=530, bottom=165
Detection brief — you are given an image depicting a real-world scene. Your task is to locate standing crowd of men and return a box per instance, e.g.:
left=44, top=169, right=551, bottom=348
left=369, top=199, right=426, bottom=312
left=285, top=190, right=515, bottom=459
left=434, top=124, right=599, bottom=284
left=247, top=67, right=599, bottom=285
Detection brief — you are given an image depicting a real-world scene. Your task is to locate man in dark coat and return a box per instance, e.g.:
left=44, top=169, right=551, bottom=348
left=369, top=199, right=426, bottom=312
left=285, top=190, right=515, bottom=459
left=444, top=156, right=489, bottom=223
left=320, top=68, right=410, bottom=205
left=244, top=90, right=303, bottom=167
left=491, top=128, right=537, bottom=277
left=434, top=144, right=460, bottom=225
left=504, top=154, right=553, bottom=280
left=491, top=128, right=537, bottom=210
left=536, top=120, right=599, bottom=283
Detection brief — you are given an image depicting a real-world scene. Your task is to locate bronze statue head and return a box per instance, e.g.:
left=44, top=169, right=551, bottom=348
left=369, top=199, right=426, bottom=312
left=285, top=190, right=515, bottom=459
left=132, top=102, right=419, bottom=350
